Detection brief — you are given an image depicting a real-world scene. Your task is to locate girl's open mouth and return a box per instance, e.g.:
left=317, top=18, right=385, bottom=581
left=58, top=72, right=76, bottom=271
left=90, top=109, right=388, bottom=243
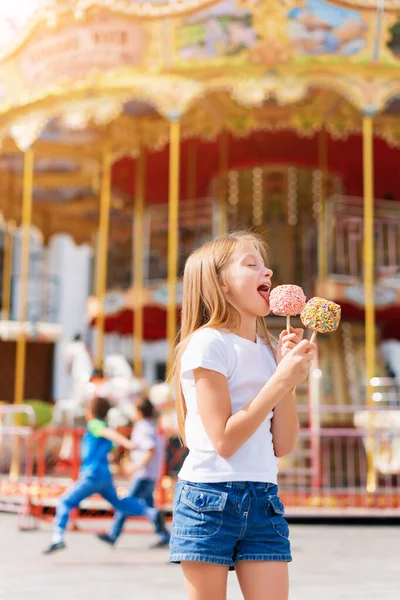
left=257, top=284, right=270, bottom=302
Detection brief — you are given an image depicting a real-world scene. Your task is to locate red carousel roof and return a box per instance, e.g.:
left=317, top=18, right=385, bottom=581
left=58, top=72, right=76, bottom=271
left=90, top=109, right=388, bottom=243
left=112, top=130, right=400, bottom=204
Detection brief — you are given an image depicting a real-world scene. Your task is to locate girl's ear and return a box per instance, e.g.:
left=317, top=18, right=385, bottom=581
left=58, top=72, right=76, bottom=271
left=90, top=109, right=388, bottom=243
left=221, top=281, right=229, bottom=294
left=219, top=271, right=229, bottom=294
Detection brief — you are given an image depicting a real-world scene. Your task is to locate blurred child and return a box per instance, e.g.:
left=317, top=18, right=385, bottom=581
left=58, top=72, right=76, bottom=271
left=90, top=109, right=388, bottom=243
left=97, top=397, right=169, bottom=548
left=43, top=396, right=169, bottom=554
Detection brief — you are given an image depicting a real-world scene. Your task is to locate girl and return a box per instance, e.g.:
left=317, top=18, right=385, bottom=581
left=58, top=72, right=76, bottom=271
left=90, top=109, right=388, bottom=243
left=97, top=397, right=170, bottom=548
left=169, top=232, right=316, bottom=600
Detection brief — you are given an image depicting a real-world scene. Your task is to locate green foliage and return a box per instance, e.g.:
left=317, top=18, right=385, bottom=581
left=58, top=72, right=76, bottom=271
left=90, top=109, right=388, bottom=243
left=20, top=400, right=53, bottom=429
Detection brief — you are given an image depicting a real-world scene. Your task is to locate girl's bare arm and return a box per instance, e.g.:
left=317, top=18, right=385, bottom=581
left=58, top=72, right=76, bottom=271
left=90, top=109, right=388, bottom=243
left=194, top=340, right=315, bottom=459
left=270, top=389, right=299, bottom=457
left=270, top=327, right=303, bottom=456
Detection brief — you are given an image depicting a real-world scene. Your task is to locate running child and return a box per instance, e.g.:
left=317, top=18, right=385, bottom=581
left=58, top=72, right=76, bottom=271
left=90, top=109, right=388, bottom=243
left=97, top=396, right=169, bottom=548
left=169, top=231, right=316, bottom=600
left=43, top=396, right=168, bottom=554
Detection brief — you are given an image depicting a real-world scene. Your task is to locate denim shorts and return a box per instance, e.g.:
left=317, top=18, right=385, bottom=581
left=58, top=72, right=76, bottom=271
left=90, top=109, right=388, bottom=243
left=169, top=480, right=292, bottom=567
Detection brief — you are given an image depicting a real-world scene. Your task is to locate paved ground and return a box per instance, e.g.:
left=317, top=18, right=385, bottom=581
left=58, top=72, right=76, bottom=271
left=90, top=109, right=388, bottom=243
left=0, top=514, right=399, bottom=599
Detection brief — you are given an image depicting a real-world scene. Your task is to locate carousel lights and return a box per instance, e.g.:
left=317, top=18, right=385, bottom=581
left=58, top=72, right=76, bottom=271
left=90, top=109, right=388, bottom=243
left=74, top=7, right=85, bottom=20
left=228, top=170, right=239, bottom=230
left=312, top=169, right=323, bottom=221
left=10, top=120, right=43, bottom=152
left=341, top=323, right=358, bottom=402
left=312, top=368, right=323, bottom=380
left=62, top=112, right=88, bottom=130
left=93, top=100, right=124, bottom=126
left=161, top=476, right=172, bottom=490
left=287, top=167, right=298, bottom=226
left=252, top=167, right=263, bottom=227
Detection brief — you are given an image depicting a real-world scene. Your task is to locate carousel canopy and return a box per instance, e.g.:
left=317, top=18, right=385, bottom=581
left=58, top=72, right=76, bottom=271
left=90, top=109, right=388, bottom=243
left=0, top=1, right=400, bottom=241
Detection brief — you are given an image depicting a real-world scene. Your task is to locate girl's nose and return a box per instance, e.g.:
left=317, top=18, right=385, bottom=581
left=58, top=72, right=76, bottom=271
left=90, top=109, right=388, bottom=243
left=264, top=267, right=273, bottom=278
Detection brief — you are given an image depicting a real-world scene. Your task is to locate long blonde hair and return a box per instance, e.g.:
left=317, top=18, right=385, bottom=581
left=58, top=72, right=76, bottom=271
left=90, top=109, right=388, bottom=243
left=171, top=231, right=276, bottom=442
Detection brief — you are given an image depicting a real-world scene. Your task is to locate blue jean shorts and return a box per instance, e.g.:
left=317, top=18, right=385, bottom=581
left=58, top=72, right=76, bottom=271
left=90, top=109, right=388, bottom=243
left=169, top=480, right=292, bottom=567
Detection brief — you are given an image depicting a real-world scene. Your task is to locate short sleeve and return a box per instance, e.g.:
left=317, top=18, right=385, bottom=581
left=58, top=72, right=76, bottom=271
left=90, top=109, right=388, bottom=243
left=137, top=423, right=157, bottom=451
left=87, top=419, right=106, bottom=438
left=181, top=328, right=229, bottom=379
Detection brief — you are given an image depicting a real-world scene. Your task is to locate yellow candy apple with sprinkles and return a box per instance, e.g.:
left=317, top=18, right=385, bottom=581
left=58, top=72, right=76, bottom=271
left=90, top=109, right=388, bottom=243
left=300, top=297, right=341, bottom=343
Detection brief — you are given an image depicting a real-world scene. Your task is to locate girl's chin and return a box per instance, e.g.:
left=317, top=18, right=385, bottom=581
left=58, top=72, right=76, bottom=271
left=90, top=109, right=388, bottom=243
left=256, top=305, right=270, bottom=318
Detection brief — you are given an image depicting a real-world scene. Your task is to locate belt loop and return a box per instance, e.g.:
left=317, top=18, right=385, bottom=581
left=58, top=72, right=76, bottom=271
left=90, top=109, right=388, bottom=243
left=226, top=482, right=232, bottom=488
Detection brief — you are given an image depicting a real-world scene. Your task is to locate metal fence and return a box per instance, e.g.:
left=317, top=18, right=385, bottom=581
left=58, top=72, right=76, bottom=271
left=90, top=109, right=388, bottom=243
left=1, top=408, right=400, bottom=524
left=0, top=404, right=37, bottom=529
left=279, top=405, right=400, bottom=516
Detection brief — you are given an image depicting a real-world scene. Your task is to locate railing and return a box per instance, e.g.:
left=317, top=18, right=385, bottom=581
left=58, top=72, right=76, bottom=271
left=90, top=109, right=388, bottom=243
left=1, top=411, right=399, bottom=522
left=18, top=426, right=170, bottom=531
left=0, top=405, right=36, bottom=528
left=327, top=195, right=400, bottom=279
left=278, top=403, right=400, bottom=515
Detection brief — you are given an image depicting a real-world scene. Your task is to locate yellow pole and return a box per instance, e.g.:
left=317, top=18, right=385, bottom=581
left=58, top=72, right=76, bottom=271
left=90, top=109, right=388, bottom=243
left=166, top=120, right=181, bottom=372
left=95, top=146, right=112, bottom=369
left=317, top=128, right=328, bottom=279
left=11, top=149, right=34, bottom=479
left=2, top=222, right=15, bottom=320
left=362, top=114, right=376, bottom=494
left=218, top=132, right=229, bottom=236
left=14, top=149, right=34, bottom=405
left=133, top=150, right=146, bottom=377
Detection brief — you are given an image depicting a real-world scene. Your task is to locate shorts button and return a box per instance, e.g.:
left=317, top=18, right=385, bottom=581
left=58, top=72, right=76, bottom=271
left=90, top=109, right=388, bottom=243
left=196, top=494, right=205, bottom=507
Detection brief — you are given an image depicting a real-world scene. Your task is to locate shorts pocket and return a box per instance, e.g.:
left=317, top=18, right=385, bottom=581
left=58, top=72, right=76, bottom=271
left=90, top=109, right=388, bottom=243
left=267, top=495, right=290, bottom=540
left=172, top=484, right=227, bottom=539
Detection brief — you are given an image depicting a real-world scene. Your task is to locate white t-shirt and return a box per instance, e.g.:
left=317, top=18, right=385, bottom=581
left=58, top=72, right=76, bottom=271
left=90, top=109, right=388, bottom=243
left=179, top=327, right=279, bottom=483
left=130, top=419, right=164, bottom=482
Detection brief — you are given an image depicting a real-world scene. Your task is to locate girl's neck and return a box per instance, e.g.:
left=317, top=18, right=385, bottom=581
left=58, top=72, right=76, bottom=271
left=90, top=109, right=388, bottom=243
left=232, top=315, right=257, bottom=343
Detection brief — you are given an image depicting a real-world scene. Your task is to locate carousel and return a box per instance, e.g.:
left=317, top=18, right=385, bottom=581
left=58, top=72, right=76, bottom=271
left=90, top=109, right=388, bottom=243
left=0, top=0, right=400, bottom=518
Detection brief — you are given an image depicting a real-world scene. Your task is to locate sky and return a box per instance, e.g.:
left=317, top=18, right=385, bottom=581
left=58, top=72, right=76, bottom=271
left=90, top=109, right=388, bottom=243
left=290, top=0, right=363, bottom=26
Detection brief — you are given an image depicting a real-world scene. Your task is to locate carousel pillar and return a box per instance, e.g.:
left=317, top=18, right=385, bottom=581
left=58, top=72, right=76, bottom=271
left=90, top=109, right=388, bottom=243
left=2, top=221, right=15, bottom=320
left=218, top=132, right=229, bottom=235
left=10, top=149, right=34, bottom=479
left=166, top=119, right=181, bottom=372
left=317, top=128, right=328, bottom=278
left=14, top=149, right=34, bottom=406
left=133, top=150, right=146, bottom=377
left=95, top=146, right=112, bottom=370
left=362, top=112, right=377, bottom=493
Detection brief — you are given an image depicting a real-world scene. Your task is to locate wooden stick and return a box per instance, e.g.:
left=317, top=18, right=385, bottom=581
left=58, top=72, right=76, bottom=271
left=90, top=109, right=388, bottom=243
left=286, top=315, right=291, bottom=332
left=310, top=330, right=317, bottom=343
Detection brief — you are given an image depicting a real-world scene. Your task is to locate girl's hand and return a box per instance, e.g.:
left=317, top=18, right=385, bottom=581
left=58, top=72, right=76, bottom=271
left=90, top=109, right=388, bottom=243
left=277, top=327, right=304, bottom=362
left=274, top=339, right=316, bottom=388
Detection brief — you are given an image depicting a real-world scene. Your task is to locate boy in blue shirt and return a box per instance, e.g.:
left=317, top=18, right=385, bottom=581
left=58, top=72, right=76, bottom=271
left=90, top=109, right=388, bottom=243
left=43, top=396, right=168, bottom=554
